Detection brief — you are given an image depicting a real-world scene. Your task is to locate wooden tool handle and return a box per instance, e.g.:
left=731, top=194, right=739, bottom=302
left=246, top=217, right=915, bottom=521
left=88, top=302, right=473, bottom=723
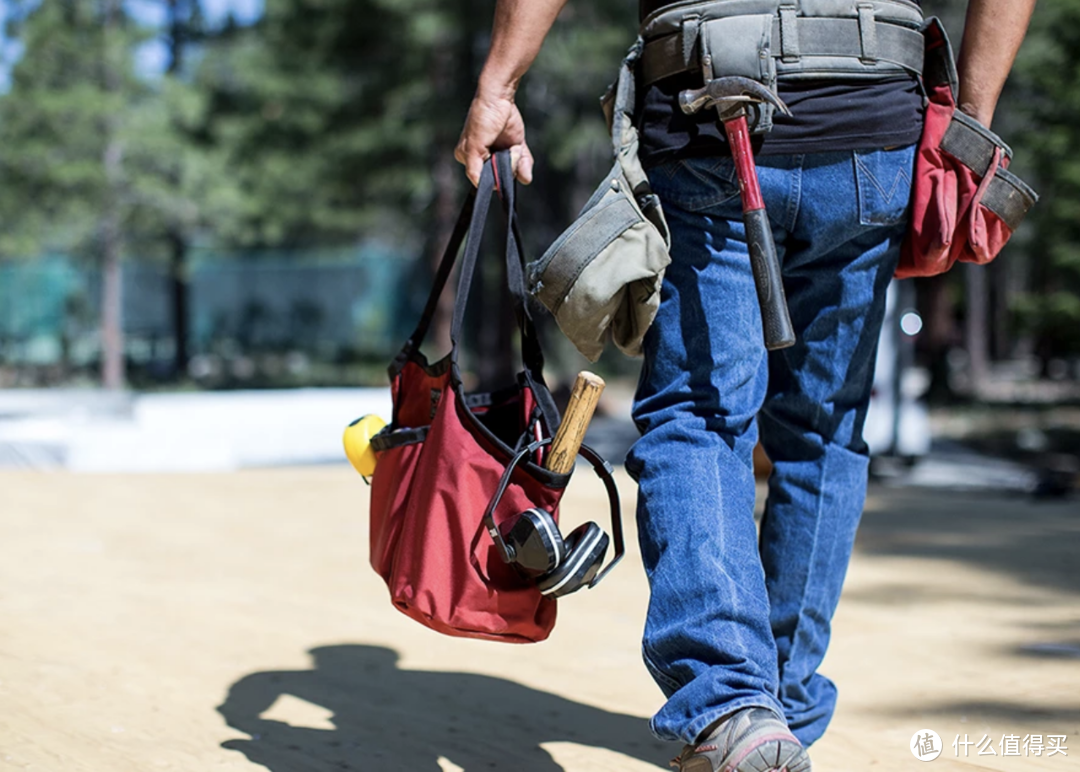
left=544, top=371, right=605, bottom=475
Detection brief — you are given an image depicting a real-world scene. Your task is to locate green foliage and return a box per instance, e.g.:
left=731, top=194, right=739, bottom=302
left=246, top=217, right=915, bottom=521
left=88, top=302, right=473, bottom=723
left=0, top=1, right=135, bottom=256
left=189, top=0, right=446, bottom=247
left=0, top=0, right=642, bottom=254
left=184, top=0, right=639, bottom=250
left=0, top=0, right=232, bottom=261
left=1011, top=0, right=1080, bottom=355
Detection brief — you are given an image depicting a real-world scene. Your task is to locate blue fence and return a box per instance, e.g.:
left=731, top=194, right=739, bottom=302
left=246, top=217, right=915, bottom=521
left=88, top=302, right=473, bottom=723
left=0, top=246, right=418, bottom=371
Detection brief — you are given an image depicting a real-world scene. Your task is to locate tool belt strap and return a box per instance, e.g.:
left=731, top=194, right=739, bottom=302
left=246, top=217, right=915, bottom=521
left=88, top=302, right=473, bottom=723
left=941, top=109, right=1013, bottom=176
left=939, top=110, right=1036, bottom=231
left=640, top=2, right=925, bottom=88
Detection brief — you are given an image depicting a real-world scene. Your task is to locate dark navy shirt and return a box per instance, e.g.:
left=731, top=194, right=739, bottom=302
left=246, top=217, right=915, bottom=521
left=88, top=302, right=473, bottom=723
left=637, top=3, right=925, bottom=166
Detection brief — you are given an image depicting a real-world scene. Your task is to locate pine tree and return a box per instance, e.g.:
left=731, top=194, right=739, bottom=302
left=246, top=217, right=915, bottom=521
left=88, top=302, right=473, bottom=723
left=1011, top=0, right=1080, bottom=361
left=0, top=1, right=154, bottom=388
left=0, top=1, right=239, bottom=385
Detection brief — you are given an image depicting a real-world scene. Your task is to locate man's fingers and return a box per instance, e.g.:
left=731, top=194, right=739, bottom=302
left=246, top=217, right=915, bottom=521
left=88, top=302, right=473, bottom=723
left=516, top=143, right=535, bottom=185
left=455, top=139, right=488, bottom=188
left=455, top=93, right=532, bottom=187
left=465, top=151, right=486, bottom=188
left=504, top=144, right=534, bottom=185
left=457, top=141, right=531, bottom=188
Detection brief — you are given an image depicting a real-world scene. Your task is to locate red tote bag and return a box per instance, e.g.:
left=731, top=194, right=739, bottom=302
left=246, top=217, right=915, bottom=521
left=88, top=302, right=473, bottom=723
left=367, top=152, right=570, bottom=643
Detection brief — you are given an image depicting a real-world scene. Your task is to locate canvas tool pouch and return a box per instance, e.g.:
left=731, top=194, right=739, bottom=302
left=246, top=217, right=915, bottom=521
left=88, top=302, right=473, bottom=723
left=529, top=41, right=672, bottom=362
left=897, top=18, right=1038, bottom=278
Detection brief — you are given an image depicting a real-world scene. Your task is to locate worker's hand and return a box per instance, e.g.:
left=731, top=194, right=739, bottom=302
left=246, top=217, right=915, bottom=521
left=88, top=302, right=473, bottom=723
left=455, top=87, right=534, bottom=187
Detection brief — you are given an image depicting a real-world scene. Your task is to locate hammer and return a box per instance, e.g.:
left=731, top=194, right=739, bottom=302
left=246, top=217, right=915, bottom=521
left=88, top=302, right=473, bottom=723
left=545, top=372, right=605, bottom=475
left=680, top=76, right=796, bottom=350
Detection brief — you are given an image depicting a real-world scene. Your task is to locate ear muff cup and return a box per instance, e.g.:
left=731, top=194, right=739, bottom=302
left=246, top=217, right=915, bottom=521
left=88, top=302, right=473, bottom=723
left=502, top=508, right=566, bottom=577
left=536, top=522, right=609, bottom=598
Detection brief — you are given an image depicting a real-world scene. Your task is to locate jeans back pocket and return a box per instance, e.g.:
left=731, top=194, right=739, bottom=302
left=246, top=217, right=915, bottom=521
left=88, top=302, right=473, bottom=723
left=854, top=144, right=916, bottom=226
left=648, top=156, right=742, bottom=214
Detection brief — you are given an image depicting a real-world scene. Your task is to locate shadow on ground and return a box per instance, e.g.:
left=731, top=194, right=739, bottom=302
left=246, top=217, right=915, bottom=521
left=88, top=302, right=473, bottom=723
left=855, top=486, right=1080, bottom=598
left=218, top=644, right=670, bottom=772
left=890, top=699, right=1080, bottom=726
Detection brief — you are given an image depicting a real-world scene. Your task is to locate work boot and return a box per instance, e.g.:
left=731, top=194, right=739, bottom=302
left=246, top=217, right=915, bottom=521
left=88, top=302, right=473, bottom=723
left=670, top=707, right=811, bottom=772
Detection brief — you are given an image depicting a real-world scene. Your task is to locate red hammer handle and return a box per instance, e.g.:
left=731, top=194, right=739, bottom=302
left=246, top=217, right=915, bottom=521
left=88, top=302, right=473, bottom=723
left=724, top=114, right=796, bottom=351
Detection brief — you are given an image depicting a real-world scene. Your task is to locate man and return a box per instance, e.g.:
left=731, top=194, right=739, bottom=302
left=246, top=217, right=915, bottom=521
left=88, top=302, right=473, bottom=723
left=456, top=1, right=1035, bottom=770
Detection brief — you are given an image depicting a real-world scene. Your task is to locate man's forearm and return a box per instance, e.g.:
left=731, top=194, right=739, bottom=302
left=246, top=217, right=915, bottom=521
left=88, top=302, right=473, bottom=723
left=477, top=0, right=569, bottom=98
left=456, top=0, right=567, bottom=183
left=956, top=0, right=1037, bottom=127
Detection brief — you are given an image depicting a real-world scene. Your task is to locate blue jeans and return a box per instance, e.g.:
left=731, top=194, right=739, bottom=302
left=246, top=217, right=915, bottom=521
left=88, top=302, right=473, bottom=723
left=625, top=146, right=915, bottom=748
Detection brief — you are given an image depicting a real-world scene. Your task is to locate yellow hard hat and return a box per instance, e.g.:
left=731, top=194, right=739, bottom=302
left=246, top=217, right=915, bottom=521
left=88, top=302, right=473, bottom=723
left=343, top=414, right=387, bottom=477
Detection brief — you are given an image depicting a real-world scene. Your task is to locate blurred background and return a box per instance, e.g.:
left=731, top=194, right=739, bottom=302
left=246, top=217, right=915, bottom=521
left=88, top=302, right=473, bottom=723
left=0, top=6, right=1076, bottom=771
left=0, top=0, right=1076, bottom=487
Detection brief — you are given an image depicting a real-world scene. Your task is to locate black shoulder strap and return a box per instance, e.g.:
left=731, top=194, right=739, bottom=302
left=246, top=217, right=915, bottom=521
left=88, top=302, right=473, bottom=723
left=395, top=152, right=559, bottom=431
left=449, top=159, right=499, bottom=360
left=492, top=153, right=560, bottom=432
left=405, top=188, right=478, bottom=357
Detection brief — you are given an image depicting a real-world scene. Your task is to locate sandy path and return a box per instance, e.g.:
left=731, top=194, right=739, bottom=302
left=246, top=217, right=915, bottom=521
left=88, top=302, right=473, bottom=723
left=0, top=468, right=1076, bottom=771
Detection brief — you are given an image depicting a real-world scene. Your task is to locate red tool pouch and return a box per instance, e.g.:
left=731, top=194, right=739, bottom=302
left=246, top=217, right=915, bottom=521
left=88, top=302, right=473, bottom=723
left=367, top=152, right=568, bottom=643
left=898, top=18, right=1037, bottom=279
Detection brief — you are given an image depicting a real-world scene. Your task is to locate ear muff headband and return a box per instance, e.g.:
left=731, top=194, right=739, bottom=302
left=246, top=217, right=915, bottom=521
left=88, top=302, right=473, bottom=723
left=482, top=437, right=624, bottom=591
left=536, top=524, right=609, bottom=597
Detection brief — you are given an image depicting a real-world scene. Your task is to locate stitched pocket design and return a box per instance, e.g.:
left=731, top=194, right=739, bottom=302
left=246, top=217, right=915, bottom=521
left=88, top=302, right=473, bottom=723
left=855, top=145, right=916, bottom=226
left=651, top=156, right=742, bottom=213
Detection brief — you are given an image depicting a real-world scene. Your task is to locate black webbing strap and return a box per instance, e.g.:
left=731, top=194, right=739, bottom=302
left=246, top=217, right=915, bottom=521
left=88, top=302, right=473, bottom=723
left=449, top=159, right=500, bottom=361
left=493, top=152, right=528, bottom=312
left=491, top=153, right=562, bottom=433
left=390, top=152, right=561, bottom=433
left=445, top=153, right=551, bottom=401
left=370, top=425, right=428, bottom=453
left=401, top=187, right=478, bottom=364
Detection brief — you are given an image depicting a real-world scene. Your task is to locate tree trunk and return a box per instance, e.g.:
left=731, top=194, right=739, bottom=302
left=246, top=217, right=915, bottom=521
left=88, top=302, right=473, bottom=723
left=166, top=0, right=193, bottom=379
left=167, top=0, right=186, bottom=73
left=169, top=231, right=190, bottom=377
left=990, top=257, right=1009, bottom=361
left=100, top=0, right=125, bottom=391
left=918, top=273, right=958, bottom=403
left=964, top=262, right=990, bottom=395
left=100, top=209, right=124, bottom=391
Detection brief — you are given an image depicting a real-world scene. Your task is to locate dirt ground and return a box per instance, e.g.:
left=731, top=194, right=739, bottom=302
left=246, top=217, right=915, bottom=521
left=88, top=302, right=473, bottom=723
left=0, top=467, right=1077, bottom=771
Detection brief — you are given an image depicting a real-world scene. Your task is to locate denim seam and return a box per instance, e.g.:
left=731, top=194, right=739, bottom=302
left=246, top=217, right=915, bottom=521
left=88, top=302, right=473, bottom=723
left=642, top=641, right=684, bottom=695
left=688, top=156, right=738, bottom=184
left=786, top=156, right=804, bottom=233
left=657, top=160, right=681, bottom=181
left=684, top=698, right=787, bottom=745
left=775, top=441, right=830, bottom=702
left=678, top=159, right=741, bottom=212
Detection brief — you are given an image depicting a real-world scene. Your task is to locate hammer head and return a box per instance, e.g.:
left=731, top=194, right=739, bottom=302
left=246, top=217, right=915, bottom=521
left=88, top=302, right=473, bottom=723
left=679, top=76, right=791, bottom=119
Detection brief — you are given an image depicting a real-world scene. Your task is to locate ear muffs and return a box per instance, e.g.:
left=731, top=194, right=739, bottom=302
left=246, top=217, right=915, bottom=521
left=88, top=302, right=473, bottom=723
left=535, top=522, right=609, bottom=598
left=502, top=508, right=566, bottom=577
left=482, top=437, right=625, bottom=597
